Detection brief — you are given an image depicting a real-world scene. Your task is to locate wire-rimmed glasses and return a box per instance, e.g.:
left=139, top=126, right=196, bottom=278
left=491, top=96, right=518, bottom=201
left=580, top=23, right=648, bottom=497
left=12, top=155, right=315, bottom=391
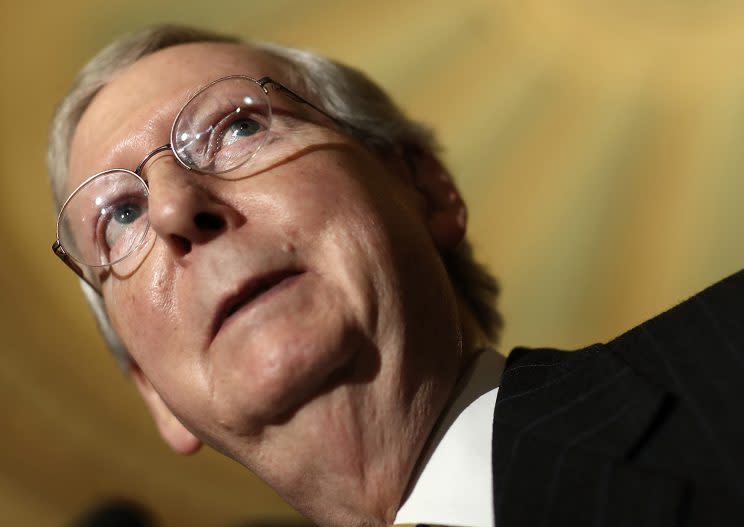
left=52, top=75, right=338, bottom=294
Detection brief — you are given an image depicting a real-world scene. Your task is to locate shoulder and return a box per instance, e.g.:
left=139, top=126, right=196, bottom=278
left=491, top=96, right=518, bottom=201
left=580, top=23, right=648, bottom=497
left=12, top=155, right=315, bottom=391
left=494, top=269, right=744, bottom=513
left=607, top=269, right=744, bottom=389
left=503, top=268, right=744, bottom=399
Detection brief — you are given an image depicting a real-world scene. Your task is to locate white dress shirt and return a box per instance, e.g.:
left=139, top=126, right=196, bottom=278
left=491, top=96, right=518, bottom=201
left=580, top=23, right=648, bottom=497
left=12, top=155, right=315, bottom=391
left=393, top=350, right=503, bottom=527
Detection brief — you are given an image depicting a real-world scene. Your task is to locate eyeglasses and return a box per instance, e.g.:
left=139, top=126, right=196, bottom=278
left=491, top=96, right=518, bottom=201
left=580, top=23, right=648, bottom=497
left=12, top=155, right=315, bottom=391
left=52, top=75, right=339, bottom=294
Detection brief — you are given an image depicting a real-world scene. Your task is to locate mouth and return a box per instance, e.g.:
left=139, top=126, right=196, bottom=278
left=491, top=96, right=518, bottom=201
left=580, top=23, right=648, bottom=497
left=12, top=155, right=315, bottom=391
left=211, top=268, right=305, bottom=342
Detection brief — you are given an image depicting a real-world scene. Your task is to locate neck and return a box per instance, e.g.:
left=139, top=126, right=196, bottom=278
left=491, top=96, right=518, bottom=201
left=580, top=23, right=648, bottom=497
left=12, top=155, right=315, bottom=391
left=294, top=299, right=500, bottom=527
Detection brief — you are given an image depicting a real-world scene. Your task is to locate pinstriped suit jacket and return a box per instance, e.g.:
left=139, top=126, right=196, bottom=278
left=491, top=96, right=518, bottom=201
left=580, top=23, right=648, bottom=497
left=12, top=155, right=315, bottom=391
left=491, top=270, right=744, bottom=526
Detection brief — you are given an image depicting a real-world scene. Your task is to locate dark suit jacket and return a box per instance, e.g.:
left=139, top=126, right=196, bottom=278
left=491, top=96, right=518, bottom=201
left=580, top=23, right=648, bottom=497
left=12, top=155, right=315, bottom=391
left=491, top=270, right=744, bottom=526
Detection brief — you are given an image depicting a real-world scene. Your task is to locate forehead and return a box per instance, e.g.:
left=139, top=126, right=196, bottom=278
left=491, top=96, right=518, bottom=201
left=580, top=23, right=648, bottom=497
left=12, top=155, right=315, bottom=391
left=68, top=42, right=287, bottom=191
left=98, top=42, right=286, bottom=103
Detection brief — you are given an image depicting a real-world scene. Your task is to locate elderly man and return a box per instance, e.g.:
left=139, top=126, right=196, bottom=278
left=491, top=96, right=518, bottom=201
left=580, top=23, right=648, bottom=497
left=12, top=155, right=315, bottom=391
left=49, top=25, right=744, bottom=527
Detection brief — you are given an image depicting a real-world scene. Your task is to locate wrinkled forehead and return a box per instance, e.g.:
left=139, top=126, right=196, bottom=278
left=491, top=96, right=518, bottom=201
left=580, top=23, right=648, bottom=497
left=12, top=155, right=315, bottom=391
left=67, top=42, right=292, bottom=194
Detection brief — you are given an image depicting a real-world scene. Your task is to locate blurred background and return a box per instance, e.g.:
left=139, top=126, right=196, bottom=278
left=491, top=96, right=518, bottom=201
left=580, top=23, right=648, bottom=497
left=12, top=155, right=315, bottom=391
left=3, top=0, right=744, bottom=525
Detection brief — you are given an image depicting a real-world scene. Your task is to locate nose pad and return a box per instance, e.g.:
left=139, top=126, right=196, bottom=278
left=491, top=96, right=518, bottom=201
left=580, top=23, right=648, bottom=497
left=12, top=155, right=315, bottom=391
left=145, top=159, right=234, bottom=257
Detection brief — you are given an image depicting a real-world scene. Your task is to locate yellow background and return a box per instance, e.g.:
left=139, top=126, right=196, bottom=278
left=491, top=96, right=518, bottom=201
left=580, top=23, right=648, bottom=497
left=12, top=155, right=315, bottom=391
left=2, top=1, right=743, bottom=525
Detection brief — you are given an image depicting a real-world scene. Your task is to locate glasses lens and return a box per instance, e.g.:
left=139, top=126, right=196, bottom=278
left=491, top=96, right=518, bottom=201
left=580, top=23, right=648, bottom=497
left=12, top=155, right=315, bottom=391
left=171, top=77, right=272, bottom=174
left=58, top=169, right=150, bottom=267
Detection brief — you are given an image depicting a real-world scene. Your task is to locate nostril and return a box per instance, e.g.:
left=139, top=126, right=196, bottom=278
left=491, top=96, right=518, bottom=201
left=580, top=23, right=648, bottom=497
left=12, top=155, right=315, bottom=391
left=194, top=212, right=225, bottom=231
left=169, top=235, right=192, bottom=255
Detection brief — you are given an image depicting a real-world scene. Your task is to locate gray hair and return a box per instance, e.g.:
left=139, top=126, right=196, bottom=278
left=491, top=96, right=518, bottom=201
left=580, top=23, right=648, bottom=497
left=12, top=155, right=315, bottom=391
left=48, top=25, right=501, bottom=369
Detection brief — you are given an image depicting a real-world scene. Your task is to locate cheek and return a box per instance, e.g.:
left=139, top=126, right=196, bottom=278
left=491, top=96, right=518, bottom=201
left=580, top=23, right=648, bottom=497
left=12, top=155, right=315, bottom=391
left=292, top=184, right=395, bottom=322
left=275, top=156, right=398, bottom=256
left=106, top=280, right=217, bottom=435
left=104, top=256, right=186, bottom=366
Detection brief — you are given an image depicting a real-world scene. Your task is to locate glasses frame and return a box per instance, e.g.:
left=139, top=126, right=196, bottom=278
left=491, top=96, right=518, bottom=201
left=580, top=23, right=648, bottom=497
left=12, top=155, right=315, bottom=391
left=52, top=75, right=340, bottom=294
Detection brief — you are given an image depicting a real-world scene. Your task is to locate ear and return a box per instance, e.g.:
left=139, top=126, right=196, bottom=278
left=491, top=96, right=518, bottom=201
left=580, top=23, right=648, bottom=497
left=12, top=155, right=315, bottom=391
left=407, top=151, right=467, bottom=250
left=130, top=362, right=202, bottom=455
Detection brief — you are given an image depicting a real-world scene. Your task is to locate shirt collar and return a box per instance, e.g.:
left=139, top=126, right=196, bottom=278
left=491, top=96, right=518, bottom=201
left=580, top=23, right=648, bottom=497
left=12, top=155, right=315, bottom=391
left=393, top=350, right=503, bottom=527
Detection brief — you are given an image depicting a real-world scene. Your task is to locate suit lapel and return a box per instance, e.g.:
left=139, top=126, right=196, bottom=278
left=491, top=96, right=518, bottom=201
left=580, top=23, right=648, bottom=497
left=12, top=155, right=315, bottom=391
left=610, top=270, right=744, bottom=495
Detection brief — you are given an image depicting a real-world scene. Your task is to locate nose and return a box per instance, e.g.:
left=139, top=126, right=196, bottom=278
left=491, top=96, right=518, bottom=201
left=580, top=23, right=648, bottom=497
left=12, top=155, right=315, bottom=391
left=145, top=158, right=237, bottom=256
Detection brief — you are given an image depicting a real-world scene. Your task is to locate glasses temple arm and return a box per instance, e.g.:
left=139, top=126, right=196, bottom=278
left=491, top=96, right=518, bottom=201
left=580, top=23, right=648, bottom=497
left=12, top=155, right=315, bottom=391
left=257, top=77, right=345, bottom=129
left=52, top=240, right=103, bottom=295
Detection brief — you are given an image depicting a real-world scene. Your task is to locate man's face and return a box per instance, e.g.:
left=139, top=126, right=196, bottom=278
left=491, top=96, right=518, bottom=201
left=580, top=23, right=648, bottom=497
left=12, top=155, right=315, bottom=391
left=67, top=43, right=463, bottom=522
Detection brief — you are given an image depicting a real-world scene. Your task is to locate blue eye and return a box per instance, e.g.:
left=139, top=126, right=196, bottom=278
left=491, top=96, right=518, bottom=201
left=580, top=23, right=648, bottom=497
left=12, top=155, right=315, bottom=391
left=103, top=201, right=146, bottom=254
left=221, top=118, right=261, bottom=146
left=112, top=203, right=143, bottom=225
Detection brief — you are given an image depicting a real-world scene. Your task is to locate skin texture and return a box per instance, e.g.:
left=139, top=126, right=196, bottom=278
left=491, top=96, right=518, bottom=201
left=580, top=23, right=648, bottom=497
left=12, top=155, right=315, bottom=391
left=66, top=42, right=482, bottom=527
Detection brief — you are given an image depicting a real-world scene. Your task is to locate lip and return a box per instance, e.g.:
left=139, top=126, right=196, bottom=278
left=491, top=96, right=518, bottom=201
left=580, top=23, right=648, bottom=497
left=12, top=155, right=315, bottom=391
left=210, top=268, right=305, bottom=342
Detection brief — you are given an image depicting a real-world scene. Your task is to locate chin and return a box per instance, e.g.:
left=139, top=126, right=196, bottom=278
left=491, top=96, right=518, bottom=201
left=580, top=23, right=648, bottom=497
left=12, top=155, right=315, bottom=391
left=208, top=287, right=376, bottom=439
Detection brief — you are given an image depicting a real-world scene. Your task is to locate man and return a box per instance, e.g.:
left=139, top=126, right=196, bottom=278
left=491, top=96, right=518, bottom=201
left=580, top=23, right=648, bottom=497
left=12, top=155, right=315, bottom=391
left=49, top=25, right=744, bottom=527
